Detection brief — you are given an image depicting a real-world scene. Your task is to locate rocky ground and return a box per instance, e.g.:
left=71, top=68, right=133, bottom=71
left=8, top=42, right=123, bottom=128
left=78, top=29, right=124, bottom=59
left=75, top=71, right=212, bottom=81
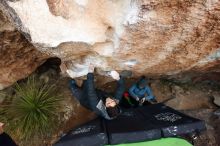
left=0, top=58, right=220, bottom=146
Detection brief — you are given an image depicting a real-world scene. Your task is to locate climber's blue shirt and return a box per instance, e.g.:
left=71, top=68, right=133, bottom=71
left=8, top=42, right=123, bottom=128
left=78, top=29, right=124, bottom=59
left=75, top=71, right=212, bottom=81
left=129, top=84, right=155, bottom=100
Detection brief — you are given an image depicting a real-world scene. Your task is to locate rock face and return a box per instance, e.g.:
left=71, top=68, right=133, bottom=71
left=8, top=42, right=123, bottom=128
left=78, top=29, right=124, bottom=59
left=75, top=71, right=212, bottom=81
left=0, top=9, right=48, bottom=89
left=0, top=0, right=220, bottom=82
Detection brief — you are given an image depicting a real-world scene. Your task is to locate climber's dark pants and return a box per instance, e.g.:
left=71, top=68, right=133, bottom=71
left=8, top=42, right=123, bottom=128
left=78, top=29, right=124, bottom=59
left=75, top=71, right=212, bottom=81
left=0, top=132, right=17, bottom=146
left=70, top=73, right=125, bottom=110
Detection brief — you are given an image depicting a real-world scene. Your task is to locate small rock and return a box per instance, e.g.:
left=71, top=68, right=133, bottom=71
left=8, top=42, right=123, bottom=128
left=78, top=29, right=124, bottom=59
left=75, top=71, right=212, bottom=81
left=39, top=68, right=58, bottom=83
left=171, top=85, right=184, bottom=94
left=214, top=109, right=220, bottom=117
left=186, top=91, right=190, bottom=95
left=212, top=92, right=220, bottom=106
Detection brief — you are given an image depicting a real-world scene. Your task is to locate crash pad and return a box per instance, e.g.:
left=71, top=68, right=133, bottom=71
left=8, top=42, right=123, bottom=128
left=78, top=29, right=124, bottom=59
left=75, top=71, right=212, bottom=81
left=54, top=118, right=108, bottom=146
left=54, top=104, right=205, bottom=146
left=106, top=103, right=205, bottom=144
left=136, top=103, right=206, bottom=137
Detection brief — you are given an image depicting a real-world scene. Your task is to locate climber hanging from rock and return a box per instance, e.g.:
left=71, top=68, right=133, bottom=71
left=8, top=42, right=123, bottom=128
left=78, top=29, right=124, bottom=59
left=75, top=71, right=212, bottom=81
left=128, top=76, right=157, bottom=106
left=70, top=64, right=132, bottom=120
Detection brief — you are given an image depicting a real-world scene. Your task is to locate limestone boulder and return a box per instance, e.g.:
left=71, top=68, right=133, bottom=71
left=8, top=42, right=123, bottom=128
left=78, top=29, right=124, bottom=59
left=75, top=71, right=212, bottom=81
left=0, top=0, right=220, bottom=83
left=0, top=9, right=48, bottom=89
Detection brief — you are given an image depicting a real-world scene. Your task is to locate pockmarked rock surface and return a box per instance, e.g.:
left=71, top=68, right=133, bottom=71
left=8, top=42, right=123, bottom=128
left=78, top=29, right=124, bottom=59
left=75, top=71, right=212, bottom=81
left=0, top=9, right=48, bottom=89
left=0, top=0, right=220, bottom=83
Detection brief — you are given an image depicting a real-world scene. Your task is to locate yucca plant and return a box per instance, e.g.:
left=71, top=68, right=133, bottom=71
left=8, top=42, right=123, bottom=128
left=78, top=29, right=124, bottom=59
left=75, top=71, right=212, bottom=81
left=5, top=76, right=63, bottom=141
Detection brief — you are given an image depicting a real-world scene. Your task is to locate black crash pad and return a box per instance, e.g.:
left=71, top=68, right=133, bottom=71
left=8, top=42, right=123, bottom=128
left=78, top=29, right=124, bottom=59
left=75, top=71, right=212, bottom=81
left=54, top=104, right=206, bottom=146
left=136, top=103, right=206, bottom=137
left=105, top=110, right=161, bottom=144
left=54, top=118, right=108, bottom=146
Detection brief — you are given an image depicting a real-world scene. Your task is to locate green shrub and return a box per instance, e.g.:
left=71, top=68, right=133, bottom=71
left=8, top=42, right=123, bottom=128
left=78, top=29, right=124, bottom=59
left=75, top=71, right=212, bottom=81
left=2, top=76, right=63, bottom=141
